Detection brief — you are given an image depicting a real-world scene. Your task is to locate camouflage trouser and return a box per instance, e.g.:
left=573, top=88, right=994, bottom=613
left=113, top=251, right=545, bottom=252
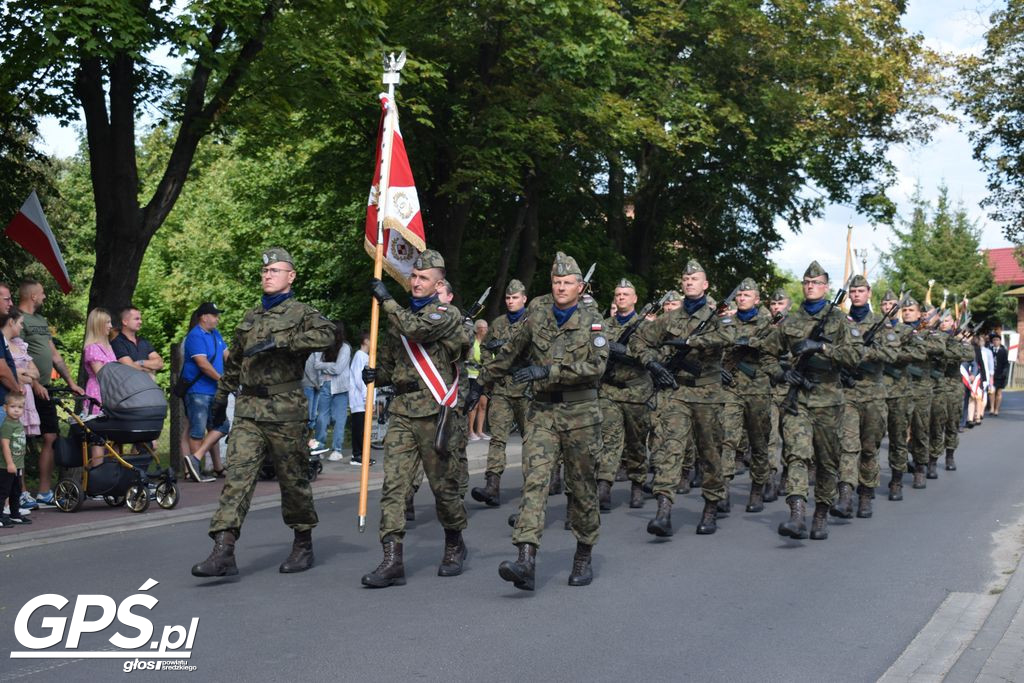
left=886, top=396, right=912, bottom=473
left=512, top=404, right=600, bottom=548
left=379, top=413, right=468, bottom=542
left=944, top=387, right=961, bottom=451
left=485, top=393, right=529, bottom=478
left=908, top=392, right=932, bottom=467
left=781, top=404, right=841, bottom=505
left=840, top=398, right=887, bottom=488
left=929, top=388, right=948, bottom=459
left=650, top=399, right=725, bottom=503
left=768, top=400, right=784, bottom=468
left=721, top=394, right=772, bottom=484
left=412, top=414, right=470, bottom=498
left=210, top=418, right=317, bottom=539
left=597, top=397, right=650, bottom=484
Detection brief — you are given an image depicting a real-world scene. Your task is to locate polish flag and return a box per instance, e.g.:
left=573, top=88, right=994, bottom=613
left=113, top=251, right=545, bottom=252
left=365, top=93, right=426, bottom=290
left=4, top=191, right=72, bottom=293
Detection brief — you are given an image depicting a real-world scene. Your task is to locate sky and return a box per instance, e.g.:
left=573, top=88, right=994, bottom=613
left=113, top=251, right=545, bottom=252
left=34, top=1, right=1016, bottom=281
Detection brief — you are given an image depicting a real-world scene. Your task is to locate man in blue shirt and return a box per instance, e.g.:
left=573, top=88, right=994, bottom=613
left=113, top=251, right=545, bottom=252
left=182, top=302, right=230, bottom=482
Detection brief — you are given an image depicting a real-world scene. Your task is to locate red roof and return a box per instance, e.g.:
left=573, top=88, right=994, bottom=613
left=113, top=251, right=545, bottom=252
left=985, top=247, right=1024, bottom=285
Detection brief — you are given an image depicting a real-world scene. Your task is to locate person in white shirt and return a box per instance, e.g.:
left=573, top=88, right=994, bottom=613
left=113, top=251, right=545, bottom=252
left=313, top=321, right=351, bottom=461
left=348, top=331, right=374, bottom=465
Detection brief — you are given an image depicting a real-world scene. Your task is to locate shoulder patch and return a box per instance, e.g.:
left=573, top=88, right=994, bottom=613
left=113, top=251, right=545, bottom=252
left=850, top=328, right=861, bottom=337
left=593, top=335, right=607, bottom=348
left=720, top=317, right=733, bottom=325
left=591, top=323, right=603, bottom=332
left=429, top=313, right=442, bottom=320
left=886, top=332, right=897, bottom=341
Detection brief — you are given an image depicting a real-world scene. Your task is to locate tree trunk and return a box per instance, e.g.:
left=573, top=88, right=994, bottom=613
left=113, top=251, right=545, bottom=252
left=606, top=151, right=626, bottom=250
left=629, top=143, right=666, bottom=279
left=487, top=189, right=530, bottom=320
left=515, top=177, right=541, bottom=294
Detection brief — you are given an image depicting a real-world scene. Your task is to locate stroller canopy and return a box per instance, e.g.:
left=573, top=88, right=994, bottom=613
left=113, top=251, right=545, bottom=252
left=97, top=362, right=168, bottom=419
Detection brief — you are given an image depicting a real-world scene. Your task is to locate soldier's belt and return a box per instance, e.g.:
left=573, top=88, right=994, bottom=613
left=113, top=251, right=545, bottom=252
left=238, top=380, right=302, bottom=397
left=602, top=374, right=650, bottom=389
left=883, top=366, right=902, bottom=380
left=802, top=370, right=838, bottom=385
left=533, top=388, right=599, bottom=403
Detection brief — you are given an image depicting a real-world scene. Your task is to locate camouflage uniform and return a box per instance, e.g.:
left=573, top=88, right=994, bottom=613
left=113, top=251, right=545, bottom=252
left=209, top=253, right=335, bottom=540
left=903, top=317, right=946, bottom=477
left=482, top=289, right=530, bottom=481
left=882, top=312, right=921, bottom=480
left=940, top=332, right=974, bottom=460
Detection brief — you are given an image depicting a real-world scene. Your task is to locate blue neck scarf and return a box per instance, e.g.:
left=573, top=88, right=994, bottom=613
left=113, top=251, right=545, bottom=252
left=802, top=298, right=827, bottom=315
left=507, top=308, right=526, bottom=324
left=262, top=291, right=294, bottom=311
left=737, top=307, right=758, bottom=322
left=615, top=311, right=636, bottom=325
left=683, top=295, right=706, bottom=315
left=907, top=319, right=921, bottom=330
left=410, top=294, right=437, bottom=313
left=551, top=304, right=578, bottom=328
left=849, top=304, right=870, bottom=322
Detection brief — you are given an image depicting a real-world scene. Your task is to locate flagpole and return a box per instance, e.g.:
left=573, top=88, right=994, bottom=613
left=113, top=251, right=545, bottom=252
left=358, top=52, right=405, bottom=533
left=841, top=226, right=853, bottom=313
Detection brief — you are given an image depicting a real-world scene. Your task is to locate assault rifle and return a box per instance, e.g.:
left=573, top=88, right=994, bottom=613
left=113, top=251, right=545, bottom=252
left=781, top=286, right=847, bottom=415
left=464, top=286, right=491, bottom=321
left=660, top=285, right=741, bottom=380
left=605, top=291, right=673, bottom=370
left=727, top=311, right=784, bottom=384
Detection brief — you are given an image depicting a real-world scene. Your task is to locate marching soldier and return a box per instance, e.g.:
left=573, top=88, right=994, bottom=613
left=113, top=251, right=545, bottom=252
left=632, top=260, right=735, bottom=537
left=880, top=291, right=917, bottom=500
left=938, top=314, right=975, bottom=470
left=473, top=252, right=608, bottom=590
left=470, top=279, right=530, bottom=508
left=761, top=261, right=861, bottom=541
left=720, top=278, right=777, bottom=513
left=598, top=279, right=654, bottom=510
left=360, top=250, right=470, bottom=588
left=834, top=275, right=898, bottom=519
left=767, top=289, right=791, bottom=497
left=900, top=299, right=945, bottom=490
left=192, top=247, right=334, bottom=578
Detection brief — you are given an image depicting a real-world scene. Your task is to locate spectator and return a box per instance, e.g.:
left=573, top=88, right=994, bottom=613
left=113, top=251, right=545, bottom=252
left=302, top=353, right=320, bottom=445
left=112, top=306, right=164, bottom=376
left=467, top=318, right=489, bottom=441
left=17, top=278, right=84, bottom=506
left=313, top=321, right=351, bottom=462
left=967, top=334, right=987, bottom=427
left=0, top=393, right=31, bottom=526
left=181, top=302, right=229, bottom=482
left=348, top=331, right=374, bottom=465
left=83, top=308, right=118, bottom=466
left=981, top=334, right=994, bottom=418
left=0, top=283, right=22, bottom=424
left=2, top=311, right=40, bottom=437
left=990, top=333, right=1009, bottom=416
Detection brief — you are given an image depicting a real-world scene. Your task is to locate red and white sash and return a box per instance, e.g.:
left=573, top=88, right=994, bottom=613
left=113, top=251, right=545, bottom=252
left=401, top=335, right=459, bottom=407
left=961, top=365, right=982, bottom=397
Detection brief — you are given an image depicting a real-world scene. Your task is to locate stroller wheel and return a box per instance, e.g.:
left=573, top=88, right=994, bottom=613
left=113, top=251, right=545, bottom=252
left=55, top=479, right=84, bottom=512
left=125, top=484, right=151, bottom=513
left=308, top=460, right=322, bottom=483
left=155, top=481, right=180, bottom=510
left=104, top=495, right=126, bottom=507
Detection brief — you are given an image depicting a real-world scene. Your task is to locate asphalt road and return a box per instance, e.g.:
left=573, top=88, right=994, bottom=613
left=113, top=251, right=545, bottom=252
left=2, top=393, right=1022, bottom=682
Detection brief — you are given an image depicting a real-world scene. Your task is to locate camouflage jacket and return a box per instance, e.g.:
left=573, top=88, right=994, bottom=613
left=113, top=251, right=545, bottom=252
left=902, top=325, right=945, bottom=397
left=844, top=310, right=899, bottom=402
left=216, top=297, right=334, bottom=422
left=376, top=297, right=467, bottom=419
left=882, top=321, right=922, bottom=396
left=484, top=312, right=528, bottom=399
left=942, top=332, right=975, bottom=391
left=479, top=294, right=608, bottom=429
left=722, top=307, right=774, bottom=399
left=631, top=298, right=735, bottom=404
left=761, top=302, right=862, bottom=408
left=600, top=311, right=653, bottom=404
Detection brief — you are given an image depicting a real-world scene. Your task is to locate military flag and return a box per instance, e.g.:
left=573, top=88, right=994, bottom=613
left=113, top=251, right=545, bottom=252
left=4, top=190, right=72, bottom=293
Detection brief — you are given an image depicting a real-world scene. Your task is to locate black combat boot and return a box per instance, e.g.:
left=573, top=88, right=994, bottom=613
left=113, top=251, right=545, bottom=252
left=912, top=469, right=926, bottom=489
left=438, top=529, right=467, bottom=577
left=567, top=542, right=593, bottom=586
left=733, top=450, right=748, bottom=477
left=763, top=471, right=778, bottom=503
left=279, top=529, right=314, bottom=573
left=690, top=462, right=703, bottom=489
left=405, top=491, right=416, bottom=521
left=597, top=479, right=612, bottom=512
left=716, top=483, right=731, bottom=515
left=945, top=448, right=957, bottom=471
left=696, top=498, right=718, bottom=535
left=676, top=468, right=691, bottom=495
left=498, top=543, right=536, bottom=591
left=548, top=466, right=563, bottom=496
left=615, top=464, right=628, bottom=482
left=829, top=482, right=854, bottom=519
left=647, top=494, right=673, bottom=537
left=629, top=481, right=644, bottom=509
left=809, top=502, right=829, bottom=540
left=856, top=485, right=873, bottom=519
left=746, top=482, right=765, bottom=513
left=926, top=457, right=939, bottom=480
left=361, top=537, right=405, bottom=587
left=888, top=472, right=904, bottom=501
left=777, top=496, right=808, bottom=539
left=470, top=473, right=501, bottom=507
left=507, top=512, right=519, bottom=528
left=192, top=530, right=239, bottom=577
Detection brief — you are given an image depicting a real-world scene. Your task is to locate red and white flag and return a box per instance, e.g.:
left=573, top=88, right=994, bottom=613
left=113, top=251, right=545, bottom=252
left=365, top=93, right=425, bottom=290
left=4, top=190, right=72, bottom=293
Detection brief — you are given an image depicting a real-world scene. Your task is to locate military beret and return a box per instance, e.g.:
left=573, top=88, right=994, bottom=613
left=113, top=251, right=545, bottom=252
left=413, top=249, right=445, bottom=271
left=262, top=247, right=294, bottom=267
left=803, top=261, right=828, bottom=281
left=664, top=290, right=682, bottom=302
left=551, top=251, right=582, bottom=278
left=848, top=274, right=870, bottom=289
left=770, top=288, right=790, bottom=302
left=506, top=278, right=526, bottom=295
left=684, top=259, right=705, bottom=275
left=882, top=289, right=898, bottom=302
left=616, top=278, right=635, bottom=290
left=737, top=277, right=759, bottom=293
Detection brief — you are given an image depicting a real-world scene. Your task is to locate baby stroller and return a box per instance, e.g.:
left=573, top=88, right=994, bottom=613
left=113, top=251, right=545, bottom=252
left=51, top=363, right=180, bottom=513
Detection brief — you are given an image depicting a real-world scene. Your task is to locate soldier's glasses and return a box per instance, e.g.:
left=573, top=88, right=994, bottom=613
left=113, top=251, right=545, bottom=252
left=260, top=267, right=293, bottom=276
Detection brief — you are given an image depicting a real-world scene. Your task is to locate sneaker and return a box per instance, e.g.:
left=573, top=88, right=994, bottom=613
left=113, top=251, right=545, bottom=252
left=36, top=491, right=56, bottom=506
left=469, top=434, right=481, bottom=442
left=19, top=492, right=38, bottom=510
left=0, top=516, right=13, bottom=528
left=8, top=515, right=31, bottom=524
left=480, top=433, right=492, bottom=441
left=327, top=450, right=345, bottom=462
left=350, top=455, right=376, bottom=466
left=19, top=507, right=32, bottom=516
left=310, top=442, right=330, bottom=455
left=183, top=455, right=215, bottom=483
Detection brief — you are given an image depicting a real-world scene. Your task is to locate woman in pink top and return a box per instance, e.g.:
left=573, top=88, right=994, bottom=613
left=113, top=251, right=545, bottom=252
left=83, top=309, right=116, bottom=466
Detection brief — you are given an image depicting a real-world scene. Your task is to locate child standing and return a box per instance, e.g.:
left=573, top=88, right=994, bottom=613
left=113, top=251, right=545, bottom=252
left=1, top=393, right=32, bottom=527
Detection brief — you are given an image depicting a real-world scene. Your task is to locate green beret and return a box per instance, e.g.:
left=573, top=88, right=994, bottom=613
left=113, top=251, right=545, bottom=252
left=413, top=249, right=445, bottom=271
left=882, top=289, right=898, bottom=302
left=551, top=251, right=582, bottom=278
left=616, top=278, right=635, bottom=290
left=664, top=290, right=682, bottom=302
left=770, top=288, right=790, bottom=302
left=803, top=261, right=828, bottom=281
left=848, top=274, right=870, bottom=289
left=506, top=279, right=526, bottom=296
left=262, top=247, right=294, bottom=267
left=684, top=259, right=704, bottom=275
left=737, top=277, right=759, bottom=293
